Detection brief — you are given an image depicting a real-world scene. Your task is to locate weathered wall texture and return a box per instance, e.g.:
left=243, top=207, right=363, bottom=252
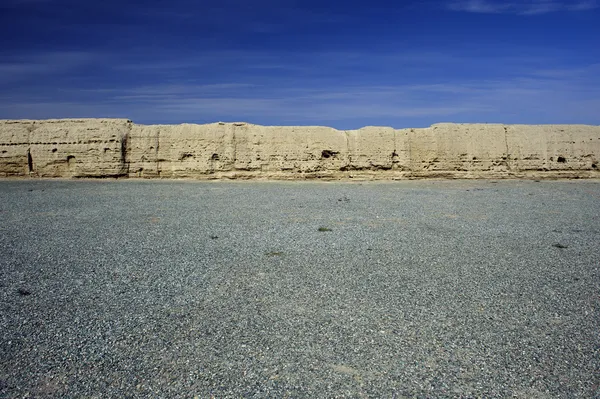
left=1, top=119, right=598, bottom=179
left=0, top=119, right=129, bottom=178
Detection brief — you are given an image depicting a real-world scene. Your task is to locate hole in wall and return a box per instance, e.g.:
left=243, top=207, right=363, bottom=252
left=52, top=148, right=57, bottom=153
left=321, top=150, right=339, bottom=159
left=211, top=153, right=220, bottom=161
left=557, top=156, right=566, bottom=163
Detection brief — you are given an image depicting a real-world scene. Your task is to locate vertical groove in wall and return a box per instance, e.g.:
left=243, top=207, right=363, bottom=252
left=232, top=125, right=237, bottom=170
left=343, top=130, right=350, bottom=168
left=155, top=128, right=161, bottom=177
left=503, top=125, right=512, bottom=172
left=392, top=129, right=397, bottom=170
left=121, top=121, right=131, bottom=176
left=27, top=148, right=33, bottom=173
left=544, top=126, right=549, bottom=172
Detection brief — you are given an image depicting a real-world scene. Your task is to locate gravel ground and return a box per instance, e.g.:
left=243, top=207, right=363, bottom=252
left=0, top=179, right=599, bottom=398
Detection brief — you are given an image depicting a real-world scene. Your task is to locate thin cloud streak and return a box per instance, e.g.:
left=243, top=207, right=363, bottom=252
left=2, top=66, right=598, bottom=127
left=0, top=51, right=98, bottom=84
left=448, top=0, right=598, bottom=14
left=0, top=47, right=598, bottom=128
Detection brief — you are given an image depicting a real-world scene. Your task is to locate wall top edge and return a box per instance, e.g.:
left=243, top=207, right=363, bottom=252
left=0, top=119, right=598, bottom=130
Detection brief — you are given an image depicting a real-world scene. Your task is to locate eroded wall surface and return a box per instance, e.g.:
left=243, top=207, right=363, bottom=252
left=1, top=119, right=598, bottom=179
left=0, top=119, right=129, bottom=177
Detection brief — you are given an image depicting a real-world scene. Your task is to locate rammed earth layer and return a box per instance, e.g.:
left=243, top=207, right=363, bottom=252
left=1, top=119, right=598, bottom=179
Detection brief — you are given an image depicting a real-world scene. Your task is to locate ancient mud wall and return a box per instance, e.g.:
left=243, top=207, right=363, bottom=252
left=1, top=119, right=598, bottom=179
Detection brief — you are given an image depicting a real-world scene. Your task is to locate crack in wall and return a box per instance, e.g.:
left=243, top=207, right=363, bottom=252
left=503, top=125, right=512, bottom=171
left=120, top=121, right=132, bottom=176
left=231, top=125, right=237, bottom=169
left=27, top=148, right=33, bottom=173
left=392, top=129, right=398, bottom=169
left=155, top=128, right=161, bottom=176
left=343, top=130, right=351, bottom=169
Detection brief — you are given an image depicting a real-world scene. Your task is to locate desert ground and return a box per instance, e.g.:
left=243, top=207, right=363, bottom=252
left=1, top=180, right=598, bottom=398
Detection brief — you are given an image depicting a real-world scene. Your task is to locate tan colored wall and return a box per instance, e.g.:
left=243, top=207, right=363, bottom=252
left=0, top=119, right=130, bottom=178
left=1, top=119, right=598, bottom=179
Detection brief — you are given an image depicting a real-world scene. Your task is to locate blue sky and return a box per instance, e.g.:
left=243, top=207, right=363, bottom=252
left=0, top=0, right=599, bottom=128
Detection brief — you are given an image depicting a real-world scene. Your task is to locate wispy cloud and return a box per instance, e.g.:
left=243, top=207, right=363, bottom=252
left=0, top=51, right=97, bottom=85
left=447, top=0, right=598, bottom=14
left=0, top=48, right=598, bottom=128
left=3, top=66, right=597, bottom=127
